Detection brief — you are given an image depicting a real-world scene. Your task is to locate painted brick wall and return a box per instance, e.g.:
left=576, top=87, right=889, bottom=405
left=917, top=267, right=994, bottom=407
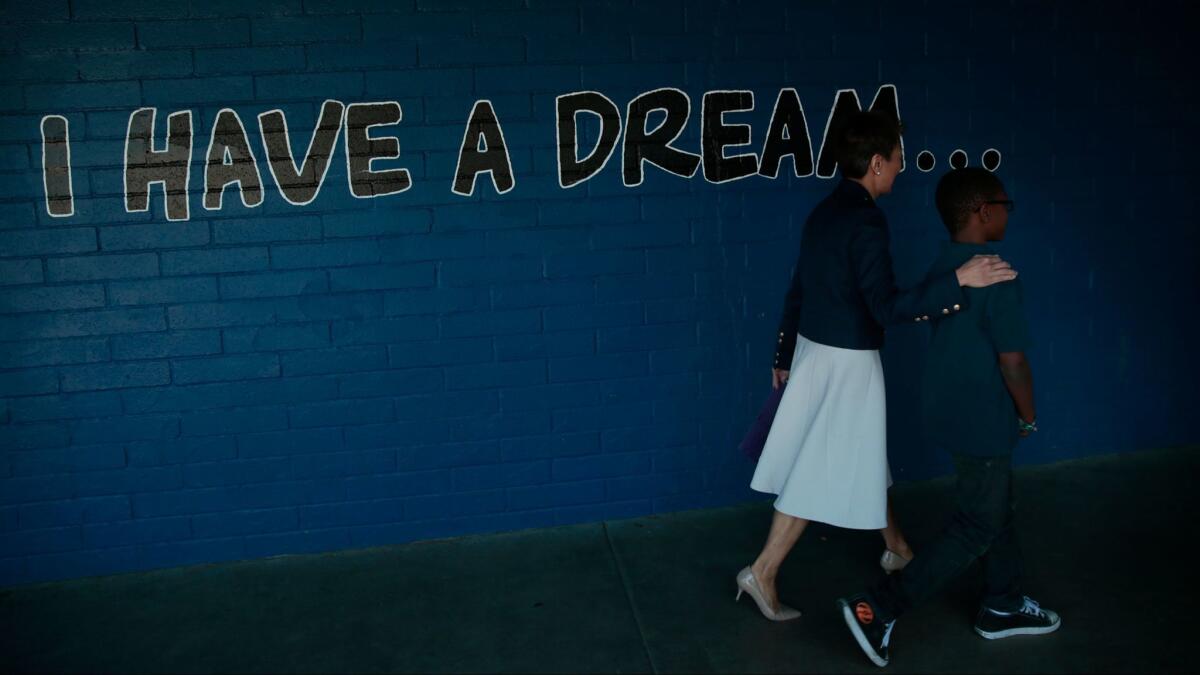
left=1, top=0, right=1196, bottom=586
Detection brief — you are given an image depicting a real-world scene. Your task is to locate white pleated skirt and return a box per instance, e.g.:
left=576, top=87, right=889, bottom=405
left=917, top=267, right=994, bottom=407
left=750, top=333, right=892, bottom=530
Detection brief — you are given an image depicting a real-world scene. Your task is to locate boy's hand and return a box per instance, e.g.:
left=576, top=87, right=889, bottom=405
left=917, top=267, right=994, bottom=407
left=956, top=255, right=1017, bottom=287
left=772, top=368, right=789, bottom=390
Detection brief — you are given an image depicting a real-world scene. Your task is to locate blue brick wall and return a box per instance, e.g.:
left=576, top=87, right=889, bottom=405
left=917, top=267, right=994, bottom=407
left=2, top=1, right=1196, bottom=586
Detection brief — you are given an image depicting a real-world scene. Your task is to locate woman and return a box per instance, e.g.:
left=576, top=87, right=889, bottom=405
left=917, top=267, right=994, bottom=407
left=735, top=111, right=1018, bottom=621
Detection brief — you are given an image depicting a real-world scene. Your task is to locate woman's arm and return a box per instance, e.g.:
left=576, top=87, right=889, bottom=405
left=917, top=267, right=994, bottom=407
left=850, top=215, right=1017, bottom=326
left=772, top=256, right=804, bottom=384
left=850, top=216, right=964, bottom=325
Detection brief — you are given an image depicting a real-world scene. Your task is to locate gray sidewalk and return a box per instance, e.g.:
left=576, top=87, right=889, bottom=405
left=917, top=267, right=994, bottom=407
left=2, top=446, right=1194, bottom=673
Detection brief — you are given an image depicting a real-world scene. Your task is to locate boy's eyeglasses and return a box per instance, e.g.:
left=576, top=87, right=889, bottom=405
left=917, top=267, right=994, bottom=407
left=979, top=199, right=1015, bottom=213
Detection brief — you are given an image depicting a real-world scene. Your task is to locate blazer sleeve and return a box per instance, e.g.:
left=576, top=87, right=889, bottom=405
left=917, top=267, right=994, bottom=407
left=850, top=213, right=966, bottom=326
left=773, top=258, right=803, bottom=369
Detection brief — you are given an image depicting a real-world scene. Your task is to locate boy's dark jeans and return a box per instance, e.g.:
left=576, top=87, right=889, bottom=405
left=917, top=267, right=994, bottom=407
left=870, top=452, right=1024, bottom=622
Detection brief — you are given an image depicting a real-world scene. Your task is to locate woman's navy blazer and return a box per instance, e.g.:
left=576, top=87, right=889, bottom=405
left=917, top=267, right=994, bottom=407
left=773, top=179, right=967, bottom=368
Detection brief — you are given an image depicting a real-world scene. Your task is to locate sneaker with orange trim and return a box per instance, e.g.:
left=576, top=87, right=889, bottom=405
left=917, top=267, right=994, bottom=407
left=838, top=594, right=894, bottom=667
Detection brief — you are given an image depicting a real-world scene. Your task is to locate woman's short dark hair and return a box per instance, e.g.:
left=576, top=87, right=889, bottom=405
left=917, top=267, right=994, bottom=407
left=833, top=110, right=902, bottom=179
left=935, top=168, right=1005, bottom=234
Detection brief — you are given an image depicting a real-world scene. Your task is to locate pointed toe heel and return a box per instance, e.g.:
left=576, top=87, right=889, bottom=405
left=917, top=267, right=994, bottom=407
left=879, top=549, right=912, bottom=574
left=735, top=566, right=801, bottom=621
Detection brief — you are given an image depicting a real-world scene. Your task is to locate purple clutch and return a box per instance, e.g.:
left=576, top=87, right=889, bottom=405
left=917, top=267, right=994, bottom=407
left=738, top=385, right=785, bottom=461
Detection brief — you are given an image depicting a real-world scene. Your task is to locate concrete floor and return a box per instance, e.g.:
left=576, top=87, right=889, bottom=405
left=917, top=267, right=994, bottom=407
left=2, top=446, right=1195, bottom=673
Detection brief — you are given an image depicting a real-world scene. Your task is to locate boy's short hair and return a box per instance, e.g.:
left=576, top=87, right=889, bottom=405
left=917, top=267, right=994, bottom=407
left=833, top=111, right=903, bottom=179
left=935, top=168, right=1006, bottom=234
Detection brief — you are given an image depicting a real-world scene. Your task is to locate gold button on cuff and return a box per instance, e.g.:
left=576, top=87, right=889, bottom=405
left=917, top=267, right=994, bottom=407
left=953, top=304, right=961, bottom=311
left=922, top=315, right=929, bottom=320
left=942, top=308, right=950, bottom=314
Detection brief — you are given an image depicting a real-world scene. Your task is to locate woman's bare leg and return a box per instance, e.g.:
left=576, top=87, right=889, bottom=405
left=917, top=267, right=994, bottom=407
left=879, top=493, right=914, bottom=559
left=749, top=509, right=809, bottom=611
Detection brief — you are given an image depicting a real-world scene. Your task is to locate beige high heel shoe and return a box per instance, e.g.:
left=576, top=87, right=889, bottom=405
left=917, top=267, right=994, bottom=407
left=735, top=566, right=802, bottom=621
left=879, top=549, right=912, bottom=574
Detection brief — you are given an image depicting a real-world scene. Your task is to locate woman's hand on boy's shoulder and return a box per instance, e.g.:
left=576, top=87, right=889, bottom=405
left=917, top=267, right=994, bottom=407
left=956, top=254, right=1018, bottom=288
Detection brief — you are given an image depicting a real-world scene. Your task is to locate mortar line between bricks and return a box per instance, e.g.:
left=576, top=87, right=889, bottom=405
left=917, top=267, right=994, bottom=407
left=602, top=520, right=658, bottom=675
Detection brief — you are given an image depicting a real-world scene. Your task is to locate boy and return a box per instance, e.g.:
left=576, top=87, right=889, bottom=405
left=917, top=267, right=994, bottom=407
left=837, top=168, right=1061, bottom=668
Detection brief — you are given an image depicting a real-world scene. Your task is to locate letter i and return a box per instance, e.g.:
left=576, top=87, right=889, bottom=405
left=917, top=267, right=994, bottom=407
left=41, top=115, right=74, bottom=217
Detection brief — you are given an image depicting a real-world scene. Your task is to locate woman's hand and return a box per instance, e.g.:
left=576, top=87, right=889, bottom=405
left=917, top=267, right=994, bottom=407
left=956, top=254, right=1017, bottom=287
left=772, top=368, right=790, bottom=390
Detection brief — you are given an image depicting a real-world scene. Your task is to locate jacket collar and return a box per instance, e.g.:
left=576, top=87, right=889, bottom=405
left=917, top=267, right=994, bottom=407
left=836, top=178, right=874, bottom=204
